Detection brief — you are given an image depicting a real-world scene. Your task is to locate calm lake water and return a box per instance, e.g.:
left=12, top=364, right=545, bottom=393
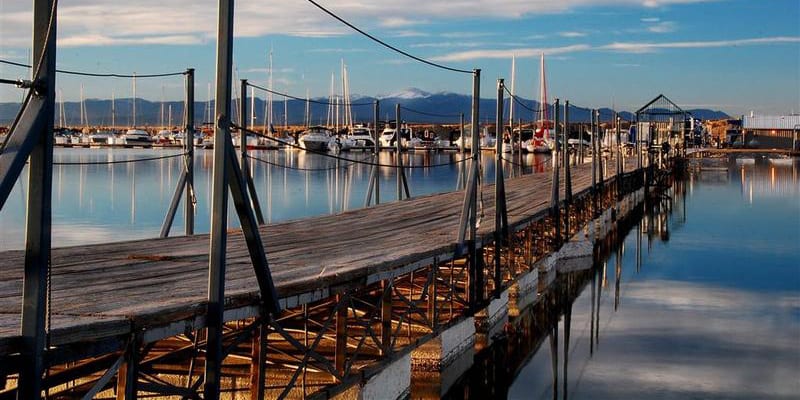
left=444, top=155, right=800, bottom=400
left=0, top=148, right=549, bottom=251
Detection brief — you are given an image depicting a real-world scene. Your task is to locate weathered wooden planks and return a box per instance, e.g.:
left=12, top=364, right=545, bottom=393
left=0, top=155, right=641, bottom=353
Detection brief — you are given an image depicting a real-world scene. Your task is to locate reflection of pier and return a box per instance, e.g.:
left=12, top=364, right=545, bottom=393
left=435, top=178, right=682, bottom=400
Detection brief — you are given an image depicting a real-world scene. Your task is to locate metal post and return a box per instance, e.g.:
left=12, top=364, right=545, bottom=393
left=185, top=69, right=195, bottom=235
left=395, top=104, right=403, bottom=200
left=240, top=81, right=265, bottom=224
left=564, top=101, right=572, bottom=205
left=494, top=78, right=504, bottom=299
left=373, top=100, right=380, bottom=204
left=240, top=79, right=248, bottom=183
left=457, top=69, right=480, bottom=249
left=636, top=114, right=642, bottom=170
left=616, top=115, right=622, bottom=198
left=598, top=110, right=604, bottom=191
left=550, top=99, right=561, bottom=246
left=589, top=110, right=597, bottom=209
left=458, top=112, right=466, bottom=189
left=205, top=0, right=234, bottom=398
left=17, top=1, right=57, bottom=398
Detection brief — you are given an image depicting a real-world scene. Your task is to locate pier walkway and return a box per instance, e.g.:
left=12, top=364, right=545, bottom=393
left=0, top=157, right=636, bottom=351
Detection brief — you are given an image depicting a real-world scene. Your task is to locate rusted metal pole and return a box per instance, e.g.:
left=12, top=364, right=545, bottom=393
left=494, top=78, right=505, bottom=298
left=18, top=0, right=57, bottom=398
left=185, top=68, right=195, bottom=235
left=550, top=99, right=561, bottom=246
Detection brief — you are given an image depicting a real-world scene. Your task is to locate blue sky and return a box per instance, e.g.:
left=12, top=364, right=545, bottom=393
left=0, top=0, right=798, bottom=115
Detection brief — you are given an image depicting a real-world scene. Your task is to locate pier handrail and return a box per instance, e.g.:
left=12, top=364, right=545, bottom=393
left=247, top=82, right=373, bottom=106
left=233, top=123, right=470, bottom=169
left=0, top=58, right=187, bottom=78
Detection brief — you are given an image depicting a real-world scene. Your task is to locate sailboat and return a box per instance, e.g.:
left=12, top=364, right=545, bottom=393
left=525, top=53, right=554, bottom=153
left=124, top=73, right=154, bottom=146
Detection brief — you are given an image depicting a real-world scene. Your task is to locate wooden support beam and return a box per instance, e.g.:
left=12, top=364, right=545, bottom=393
left=428, top=262, right=438, bottom=329
left=249, top=324, right=266, bottom=400
left=381, top=281, right=392, bottom=356
left=334, top=294, right=348, bottom=378
left=117, top=337, right=140, bottom=400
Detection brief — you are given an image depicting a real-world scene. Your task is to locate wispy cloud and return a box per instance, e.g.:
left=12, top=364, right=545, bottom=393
left=432, top=45, right=591, bottom=62
left=441, top=32, right=497, bottom=39
left=410, top=41, right=487, bottom=49
left=305, top=48, right=369, bottom=53
left=641, top=17, right=661, bottom=22
left=603, top=36, right=800, bottom=53
left=647, top=21, right=677, bottom=33
left=379, top=17, right=423, bottom=28
left=389, top=30, right=430, bottom=38
left=432, top=36, right=800, bottom=61
left=559, top=31, right=587, bottom=38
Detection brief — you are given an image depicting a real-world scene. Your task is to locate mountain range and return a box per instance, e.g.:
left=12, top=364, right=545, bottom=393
left=0, top=88, right=729, bottom=127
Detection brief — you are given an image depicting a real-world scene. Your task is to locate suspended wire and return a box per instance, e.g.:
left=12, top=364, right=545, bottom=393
left=0, top=58, right=186, bottom=78
left=499, top=154, right=551, bottom=169
left=503, top=86, right=544, bottom=115
left=0, top=78, right=22, bottom=86
left=399, top=106, right=461, bottom=119
left=247, top=82, right=373, bottom=106
left=53, top=152, right=188, bottom=165
left=234, top=123, right=469, bottom=169
left=247, top=153, right=361, bottom=171
left=303, top=0, right=472, bottom=75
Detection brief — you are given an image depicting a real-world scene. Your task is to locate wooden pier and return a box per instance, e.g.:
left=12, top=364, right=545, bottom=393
left=0, top=153, right=652, bottom=399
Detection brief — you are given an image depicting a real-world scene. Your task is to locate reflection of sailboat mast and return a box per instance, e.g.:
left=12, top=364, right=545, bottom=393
left=549, top=321, right=558, bottom=400
left=563, top=302, right=571, bottom=400
left=590, top=268, right=596, bottom=355
left=614, top=246, right=622, bottom=310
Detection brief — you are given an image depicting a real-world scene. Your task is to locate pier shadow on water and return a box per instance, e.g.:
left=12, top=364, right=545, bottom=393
left=422, top=155, right=799, bottom=400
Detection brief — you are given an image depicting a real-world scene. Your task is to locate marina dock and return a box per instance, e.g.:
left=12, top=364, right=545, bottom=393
left=0, top=152, right=650, bottom=399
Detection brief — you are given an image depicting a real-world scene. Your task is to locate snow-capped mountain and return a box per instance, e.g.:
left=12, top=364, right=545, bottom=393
left=379, top=88, right=432, bottom=100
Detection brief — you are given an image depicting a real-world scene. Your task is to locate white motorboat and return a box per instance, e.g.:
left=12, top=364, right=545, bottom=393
left=89, top=130, right=114, bottom=145
left=299, top=126, right=333, bottom=152
left=124, top=129, right=153, bottom=146
left=346, top=126, right=376, bottom=148
left=328, top=135, right=356, bottom=152
left=379, top=121, right=417, bottom=149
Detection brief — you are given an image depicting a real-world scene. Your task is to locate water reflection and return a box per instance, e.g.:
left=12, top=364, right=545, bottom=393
left=440, top=156, right=799, bottom=400
left=0, top=148, right=553, bottom=251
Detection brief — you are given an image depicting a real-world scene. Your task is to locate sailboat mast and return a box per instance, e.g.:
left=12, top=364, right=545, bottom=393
left=206, top=83, right=212, bottom=125
left=79, top=84, right=86, bottom=127
left=111, top=90, right=116, bottom=128
left=343, top=62, right=352, bottom=128
left=250, top=87, right=256, bottom=128
left=132, top=73, right=137, bottom=128
left=305, top=89, right=310, bottom=128
left=267, top=49, right=274, bottom=134
left=539, top=53, right=548, bottom=128
left=340, top=60, right=347, bottom=128
left=327, top=72, right=334, bottom=128
left=284, top=96, right=288, bottom=129
left=160, top=85, right=165, bottom=128
left=58, top=89, right=65, bottom=127
left=509, top=55, right=516, bottom=127
left=168, top=104, right=173, bottom=128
